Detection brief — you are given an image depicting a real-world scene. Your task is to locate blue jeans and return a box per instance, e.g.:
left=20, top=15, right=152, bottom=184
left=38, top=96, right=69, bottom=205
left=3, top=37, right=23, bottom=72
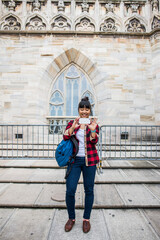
left=65, top=156, right=96, bottom=220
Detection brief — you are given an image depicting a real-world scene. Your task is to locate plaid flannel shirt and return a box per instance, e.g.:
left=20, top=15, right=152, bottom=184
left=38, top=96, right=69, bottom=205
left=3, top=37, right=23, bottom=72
left=63, top=120, right=99, bottom=166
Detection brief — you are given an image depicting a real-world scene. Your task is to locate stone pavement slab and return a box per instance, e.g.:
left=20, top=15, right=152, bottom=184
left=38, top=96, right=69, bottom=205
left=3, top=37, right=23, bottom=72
left=94, top=184, right=125, bottom=207
left=0, top=208, right=54, bottom=240
left=142, top=208, right=160, bottom=238
left=0, top=209, right=160, bottom=240
left=116, top=184, right=160, bottom=206
left=0, top=168, right=35, bottom=181
left=0, top=183, right=159, bottom=208
left=103, top=209, right=160, bottom=240
left=0, top=183, right=43, bottom=206
left=35, top=183, right=83, bottom=207
left=0, top=159, right=160, bottom=169
left=0, top=168, right=160, bottom=183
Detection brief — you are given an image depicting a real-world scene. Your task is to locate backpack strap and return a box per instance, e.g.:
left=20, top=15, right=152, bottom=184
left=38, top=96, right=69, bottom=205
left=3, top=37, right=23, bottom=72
left=70, top=135, right=79, bottom=159
left=64, top=136, right=79, bottom=179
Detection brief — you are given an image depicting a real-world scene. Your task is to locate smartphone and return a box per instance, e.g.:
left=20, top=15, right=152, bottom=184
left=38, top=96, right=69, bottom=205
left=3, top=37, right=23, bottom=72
left=79, top=118, right=90, bottom=124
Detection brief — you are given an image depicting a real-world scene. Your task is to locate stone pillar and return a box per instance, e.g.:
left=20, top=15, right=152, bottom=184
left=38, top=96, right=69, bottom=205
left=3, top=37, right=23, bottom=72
left=95, top=0, right=99, bottom=31
left=0, top=0, right=2, bottom=16
left=151, top=34, right=160, bottom=124
left=47, top=0, right=52, bottom=16
left=71, top=0, right=75, bottom=30
left=145, top=0, right=151, bottom=31
left=120, top=0, right=124, bottom=18
left=22, top=0, right=27, bottom=17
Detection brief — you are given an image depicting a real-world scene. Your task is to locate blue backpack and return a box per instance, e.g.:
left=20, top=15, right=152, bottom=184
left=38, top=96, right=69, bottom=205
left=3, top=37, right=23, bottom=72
left=55, top=136, right=79, bottom=168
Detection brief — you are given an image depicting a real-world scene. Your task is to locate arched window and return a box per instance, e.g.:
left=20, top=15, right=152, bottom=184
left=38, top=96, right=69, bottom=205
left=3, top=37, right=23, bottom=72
left=49, top=65, right=95, bottom=116
left=49, top=91, right=64, bottom=116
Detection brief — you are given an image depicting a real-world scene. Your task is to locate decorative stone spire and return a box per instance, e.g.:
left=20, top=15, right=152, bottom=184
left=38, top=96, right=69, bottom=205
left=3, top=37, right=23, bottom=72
left=81, top=0, right=89, bottom=13
left=8, top=0, right=16, bottom=12
left=151, top=0, right=159, bottom=12
left=33, top=0, right=41, bottom=12
left=105, top=1, right=114, bottom=13
left=130, top=4, right=139, bottom=13
left=58, top=0, right=65, bottom=13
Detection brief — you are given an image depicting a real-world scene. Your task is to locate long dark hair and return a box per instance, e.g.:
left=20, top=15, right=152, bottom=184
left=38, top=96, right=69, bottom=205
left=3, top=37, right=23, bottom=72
left=78, top=96, right=92, bottom=115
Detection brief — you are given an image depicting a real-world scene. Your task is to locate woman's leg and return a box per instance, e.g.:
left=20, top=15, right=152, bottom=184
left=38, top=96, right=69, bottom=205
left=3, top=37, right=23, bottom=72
left=65, top=163, right=81, bottom=219
left=82, top=165, right=96, bottom=220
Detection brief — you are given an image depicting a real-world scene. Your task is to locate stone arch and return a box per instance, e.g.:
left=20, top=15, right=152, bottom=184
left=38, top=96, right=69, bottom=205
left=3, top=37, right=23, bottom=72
left=50, top=14, right=71, bottom=30
left=25, top=14, right=47, bottom=30
left=151, top=15, right=160, bottom=30
left=43, top=48, right=103, bottom=116
left=124, top=16, right=147, bottom=33
left=0, top=13, right=21, bottom=30
left=74, top=15, right=95, bottom=31
left=99, top=13, right=122, bottom=32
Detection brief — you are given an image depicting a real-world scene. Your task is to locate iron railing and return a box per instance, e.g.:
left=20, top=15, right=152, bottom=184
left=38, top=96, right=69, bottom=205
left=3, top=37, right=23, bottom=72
left=0, top=124, right=160, bottom=160
left=99, top=125, right=160, bottom=160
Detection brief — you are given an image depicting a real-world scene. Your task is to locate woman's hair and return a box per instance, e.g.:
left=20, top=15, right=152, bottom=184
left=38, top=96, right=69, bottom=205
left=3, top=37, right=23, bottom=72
left=78, top=96, right=92, bottom=111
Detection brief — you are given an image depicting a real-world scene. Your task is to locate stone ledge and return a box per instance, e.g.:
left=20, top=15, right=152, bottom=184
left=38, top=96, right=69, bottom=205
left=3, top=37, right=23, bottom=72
left=0, top=28, right=159, bottom=38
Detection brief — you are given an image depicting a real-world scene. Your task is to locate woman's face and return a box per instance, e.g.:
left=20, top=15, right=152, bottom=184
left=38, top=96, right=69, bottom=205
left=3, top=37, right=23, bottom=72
left=79, top=107, right=91, bottom=118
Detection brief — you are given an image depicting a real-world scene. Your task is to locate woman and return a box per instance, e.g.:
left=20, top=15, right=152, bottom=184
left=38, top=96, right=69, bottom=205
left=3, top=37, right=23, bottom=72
left=63, top=97, right=99, bottom=233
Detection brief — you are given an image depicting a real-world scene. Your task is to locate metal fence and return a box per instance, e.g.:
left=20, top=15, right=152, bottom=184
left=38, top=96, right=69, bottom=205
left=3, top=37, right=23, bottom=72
left=99, top=125, right=160, bottom=160
left=0, top=124, right=160, bottom=160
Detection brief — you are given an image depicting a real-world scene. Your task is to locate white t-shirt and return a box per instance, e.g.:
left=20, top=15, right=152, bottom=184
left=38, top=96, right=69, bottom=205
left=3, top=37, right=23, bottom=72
left=76, top=128, right=85, bottom=157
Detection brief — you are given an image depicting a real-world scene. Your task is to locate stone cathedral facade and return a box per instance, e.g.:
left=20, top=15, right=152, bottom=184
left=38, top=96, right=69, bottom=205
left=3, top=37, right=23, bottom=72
left=0, top=0, right=160, bottom=125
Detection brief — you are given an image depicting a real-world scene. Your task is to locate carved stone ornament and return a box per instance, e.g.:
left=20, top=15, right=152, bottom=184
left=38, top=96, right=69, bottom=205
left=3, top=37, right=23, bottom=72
left=51, top=16, right=71, bottom=30
left=130, top=4, right=139, bottom=13
left=0, top=16, right=21, bottom=30
left=75, top=17, right=95, bottom=31
left=126, top=18, right=146, bottom=33
left=81, top=0, right=89, bottom=13
left=100, top=18, right=117, bottom=32
left=105, top=2, right=114, bottom=13
left=26, top=16, right=46, bottom=30
left=152, top=16, right=160, bottom=29
left=33, top=0, right=41, bottom=12
left=58, top=0, right=65, bottom=12
left=152, top=0, right=159, bottom=12
left=8, top=0, right=16, bottom=12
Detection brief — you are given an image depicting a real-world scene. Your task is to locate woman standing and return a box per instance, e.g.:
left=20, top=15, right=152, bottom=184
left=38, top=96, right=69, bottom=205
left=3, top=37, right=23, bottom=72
left=63, top=97, right=99, bottom=233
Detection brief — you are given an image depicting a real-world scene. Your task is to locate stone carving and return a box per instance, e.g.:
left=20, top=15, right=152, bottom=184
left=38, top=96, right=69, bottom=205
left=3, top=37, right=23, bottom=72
left=8, top=0, right=16, bottom=12
left=33, top=0, right=41, bottom=12
left=0, top=16, right=21, bottom=30
left=51, top=16, right=71, bottom=30
left=26, top=16, right=46, bottom=30
left=58, top=0, right=65, bottom=13
left=105, top=2, right=114, bottom=13
left=75, top=17, right=95, bottom=31
left=152, top=16, right=160, bottom=29
left=151, top=0, right=159, bottom=12
left=130, top=4, right=139, bottom=13
left=81, top=0, right=89, bottom=13
left=126, top=18, right=146, bottom=32
left=100, top=18, right=117, bottom=32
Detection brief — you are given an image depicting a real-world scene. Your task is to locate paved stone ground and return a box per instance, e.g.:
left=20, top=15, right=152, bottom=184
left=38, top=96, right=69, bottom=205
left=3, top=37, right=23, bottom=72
left=0, top=159, right=160, bottom=240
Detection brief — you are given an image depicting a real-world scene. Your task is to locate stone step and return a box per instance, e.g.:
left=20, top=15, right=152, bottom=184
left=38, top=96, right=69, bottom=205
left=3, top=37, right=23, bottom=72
left=0, top=183, right=160, bottom=208
left=0, top=208, right=160, bottom=240
left=0, top=159, right=160, bottom=169
left=0, top=167, right=160, bottom=183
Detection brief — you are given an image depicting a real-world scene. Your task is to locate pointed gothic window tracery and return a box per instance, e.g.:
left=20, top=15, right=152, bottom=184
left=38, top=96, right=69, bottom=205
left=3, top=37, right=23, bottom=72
left=49, top=65, right=95, bottom=116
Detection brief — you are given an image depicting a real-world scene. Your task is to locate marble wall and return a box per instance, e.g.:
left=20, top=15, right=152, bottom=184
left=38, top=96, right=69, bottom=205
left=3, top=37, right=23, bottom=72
left=0, top=32, right=160, bottom=125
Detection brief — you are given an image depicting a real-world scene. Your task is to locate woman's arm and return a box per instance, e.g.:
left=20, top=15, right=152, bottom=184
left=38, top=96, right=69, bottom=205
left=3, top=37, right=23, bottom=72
left=63, top=118, right=80, bottom=140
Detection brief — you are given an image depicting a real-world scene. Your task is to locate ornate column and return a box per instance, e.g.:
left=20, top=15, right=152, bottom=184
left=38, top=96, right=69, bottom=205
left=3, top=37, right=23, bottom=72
left=95, top=0, right=99, bottom=31
left=71, top=0, right=75, bottom=30
left=145, top=0, right=151, bottom=31
left=47, top=0, right=52, bottom=16
left=22, top=0, right=27, bottom=17
left=120, top=0, right=124, bottom=18
left=0, top=0, right=2, bottom=16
